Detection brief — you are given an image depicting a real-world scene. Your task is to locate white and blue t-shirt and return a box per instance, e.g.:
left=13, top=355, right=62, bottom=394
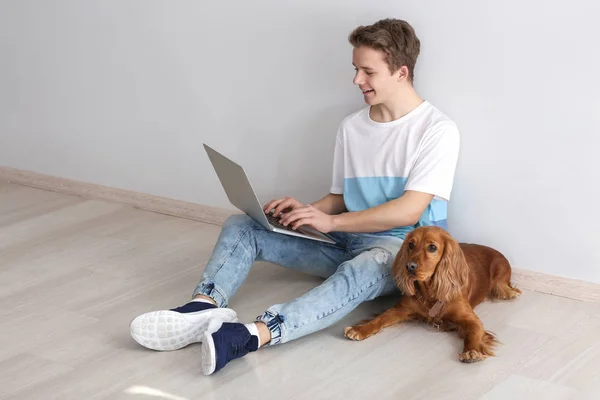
left=330, top=101, right=460, bottom=239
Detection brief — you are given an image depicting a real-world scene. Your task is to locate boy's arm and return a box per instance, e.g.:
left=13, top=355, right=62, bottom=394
left=331, top=190, right=432, bottom=232
left=279, top=190, right=431, bottom=233
left=311, top=193, right=346, bottom=215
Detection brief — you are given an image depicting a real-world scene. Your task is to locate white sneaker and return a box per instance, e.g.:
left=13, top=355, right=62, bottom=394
left=130, top=301, right=238, bottom=351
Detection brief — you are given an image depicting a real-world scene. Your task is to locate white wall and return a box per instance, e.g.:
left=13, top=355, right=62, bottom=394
left=1, top=1, right=599, bottom=283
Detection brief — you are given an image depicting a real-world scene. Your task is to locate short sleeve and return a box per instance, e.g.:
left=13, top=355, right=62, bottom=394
left=330, top=126, right=344, bottom=194
left=404, top=122, right=460, bottom=201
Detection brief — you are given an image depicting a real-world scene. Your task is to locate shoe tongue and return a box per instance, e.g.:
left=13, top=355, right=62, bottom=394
left=170, top=301, right=216, bottom=313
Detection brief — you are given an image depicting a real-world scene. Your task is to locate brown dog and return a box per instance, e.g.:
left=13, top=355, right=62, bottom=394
left=344, top=226, right=521, bottom=363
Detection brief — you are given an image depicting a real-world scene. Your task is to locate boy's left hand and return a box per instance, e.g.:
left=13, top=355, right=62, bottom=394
left=278, top=205, right=336, bottom=233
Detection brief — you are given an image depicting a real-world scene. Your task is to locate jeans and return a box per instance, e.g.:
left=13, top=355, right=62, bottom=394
left=193, top=214, right=404, bottom=345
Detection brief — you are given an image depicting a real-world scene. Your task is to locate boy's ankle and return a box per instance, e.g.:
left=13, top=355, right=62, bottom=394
left=255, top=322, right=271, bottom=346
left=194, top=294, right=217, bottom=306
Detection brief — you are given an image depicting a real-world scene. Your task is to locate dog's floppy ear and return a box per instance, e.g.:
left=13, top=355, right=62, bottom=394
left=393, top=238, right=416, bottom=296
left=430, top=232, right=469, bottom=302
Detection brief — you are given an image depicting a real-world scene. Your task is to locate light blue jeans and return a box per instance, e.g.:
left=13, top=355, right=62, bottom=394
left=193, top=214, right=404, bottom=345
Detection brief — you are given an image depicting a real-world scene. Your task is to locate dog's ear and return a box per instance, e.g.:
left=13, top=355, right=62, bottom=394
left=393, top=238, right=416, bottom=296
left=430, top=232, right=469, bottom=302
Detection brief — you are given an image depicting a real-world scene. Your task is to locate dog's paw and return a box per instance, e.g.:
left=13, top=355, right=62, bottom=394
left=459, top=350, right=487, bottom=363
left=509, top=287, right=522, bottom=299
left=344, top=326, right=371, bottom=341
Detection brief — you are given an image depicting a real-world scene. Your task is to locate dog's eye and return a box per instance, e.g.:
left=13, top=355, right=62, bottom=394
left=428, top=244, right=437, bottom=253
left=408, top=242, right=415, bottom=250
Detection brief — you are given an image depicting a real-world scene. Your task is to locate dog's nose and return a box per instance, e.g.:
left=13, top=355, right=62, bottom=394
left=406, top=262, right=417, bottom=274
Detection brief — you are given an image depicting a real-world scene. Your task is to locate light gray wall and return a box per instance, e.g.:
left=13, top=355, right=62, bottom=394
left=1, top=1, right=599, bottom=283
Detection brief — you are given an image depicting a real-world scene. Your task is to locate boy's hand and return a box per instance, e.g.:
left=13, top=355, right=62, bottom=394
left=278, top=205, right=336, bottom=233
left=263, top=197, right=305, bottom=217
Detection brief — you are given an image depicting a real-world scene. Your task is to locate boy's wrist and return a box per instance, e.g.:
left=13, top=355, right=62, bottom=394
left=330, top=213, right=344, bottom=232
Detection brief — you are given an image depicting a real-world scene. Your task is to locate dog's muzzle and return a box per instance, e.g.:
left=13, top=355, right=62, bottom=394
left=406, top=261, right=418, bottom=275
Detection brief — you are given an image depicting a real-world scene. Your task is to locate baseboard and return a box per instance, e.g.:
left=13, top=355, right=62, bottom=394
left=0, top=166, right=238, bottom=226
left=2, top=166, right=599, bottom=302
left=510, top=268, right=599, bottom=302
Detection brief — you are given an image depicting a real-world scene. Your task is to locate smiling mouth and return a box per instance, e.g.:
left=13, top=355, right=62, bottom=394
left=362, top=89, right=374, bottom=94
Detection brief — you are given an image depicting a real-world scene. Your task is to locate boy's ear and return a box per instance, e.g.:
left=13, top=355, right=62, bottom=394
left=397, top=66, right=409, bottom=81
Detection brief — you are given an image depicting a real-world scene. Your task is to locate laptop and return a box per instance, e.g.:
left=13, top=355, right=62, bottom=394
left=203, top=144, right=337, bottom=244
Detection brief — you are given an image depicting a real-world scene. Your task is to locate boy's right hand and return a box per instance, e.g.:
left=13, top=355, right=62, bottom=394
left=263, top=197, right=305, bottom=217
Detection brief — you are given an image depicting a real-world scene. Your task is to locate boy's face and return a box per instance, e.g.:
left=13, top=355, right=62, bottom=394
left=352, top=46, right=406, bottom=106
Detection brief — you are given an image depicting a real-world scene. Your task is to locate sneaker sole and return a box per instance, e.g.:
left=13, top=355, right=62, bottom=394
left=201, top=331, right=217, bottom=375
left=130, top=308, right=237, bottom=351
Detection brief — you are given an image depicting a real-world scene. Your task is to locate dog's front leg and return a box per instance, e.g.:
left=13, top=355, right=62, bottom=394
left=344, top=297, right=415, bottom=341
left=451, top=306, right=499, bottom=363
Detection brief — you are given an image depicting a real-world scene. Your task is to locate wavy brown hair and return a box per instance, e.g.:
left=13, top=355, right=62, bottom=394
left=348, top=18, right=421, bottom=82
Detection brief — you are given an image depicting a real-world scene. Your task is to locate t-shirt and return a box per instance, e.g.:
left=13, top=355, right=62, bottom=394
left=330, top=100, right=460, bottom=239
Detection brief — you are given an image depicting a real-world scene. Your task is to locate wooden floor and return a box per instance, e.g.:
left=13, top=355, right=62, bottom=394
left=0, top=181, right=598, bottom=400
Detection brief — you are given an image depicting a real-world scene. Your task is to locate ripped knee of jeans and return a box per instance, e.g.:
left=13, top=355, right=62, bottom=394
left=372, top=248, right=390, bottom=265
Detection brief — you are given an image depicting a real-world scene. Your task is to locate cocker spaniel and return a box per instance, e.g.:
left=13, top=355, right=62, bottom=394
left=344, top=226, right=521, bottom=363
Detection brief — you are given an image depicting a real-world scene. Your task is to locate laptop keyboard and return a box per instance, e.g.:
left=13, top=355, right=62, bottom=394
left=266, top=212, right=297, bottom=232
